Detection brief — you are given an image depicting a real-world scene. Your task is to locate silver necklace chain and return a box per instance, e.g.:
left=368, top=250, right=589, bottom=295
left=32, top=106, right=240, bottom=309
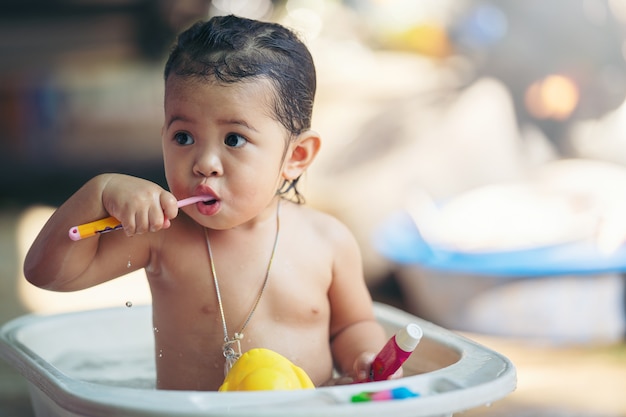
left=204, top=200, right=281, bottom=376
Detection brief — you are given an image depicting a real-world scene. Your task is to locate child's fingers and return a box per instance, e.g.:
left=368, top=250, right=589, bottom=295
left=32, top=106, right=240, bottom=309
left=390, top=367, right=404, bottom=380
left=352, top=352, right=404, bottom=382
left=121, top=213, right=138, bottom=236
left=131, top=209, right=150, bottom=235
left=160, top=192, right=179, bottom=225
left=144, top=192, right=178, bottom=233
left=104, top=185, right=177, bottom=235
left=147, top=202, right=167, bottom=233
left=121, top=202, right=159, bottom=235
left=353, top=352, right=376, bottom=382
left=142, top=192, right=178, bottom=233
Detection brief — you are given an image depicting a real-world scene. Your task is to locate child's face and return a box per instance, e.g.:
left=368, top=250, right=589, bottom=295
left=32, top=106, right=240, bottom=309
left=162, top=76, right=291, bottom=229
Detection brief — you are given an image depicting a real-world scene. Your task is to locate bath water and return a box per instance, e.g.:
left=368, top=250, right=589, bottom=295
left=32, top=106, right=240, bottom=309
left=53, top=347, right=156, bottom=389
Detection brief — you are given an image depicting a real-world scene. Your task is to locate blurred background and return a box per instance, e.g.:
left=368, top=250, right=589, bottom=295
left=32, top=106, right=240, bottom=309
left=1, top=0, right=626, bottom=416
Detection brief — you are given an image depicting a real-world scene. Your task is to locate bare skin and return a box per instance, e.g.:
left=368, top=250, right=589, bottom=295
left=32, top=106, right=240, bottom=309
left=24, top=76, right=388, bottom=391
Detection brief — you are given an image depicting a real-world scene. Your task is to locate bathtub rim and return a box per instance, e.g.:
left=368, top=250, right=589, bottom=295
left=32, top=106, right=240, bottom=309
left=0, top=302, right=516, bottom=417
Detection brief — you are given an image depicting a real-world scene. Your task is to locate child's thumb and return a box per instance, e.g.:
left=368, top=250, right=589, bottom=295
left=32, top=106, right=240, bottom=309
left=353, top=352, right=376, bottom=382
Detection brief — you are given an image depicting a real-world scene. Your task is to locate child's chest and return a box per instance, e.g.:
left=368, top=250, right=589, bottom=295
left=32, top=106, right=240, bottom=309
left=147, top=235, right=334, bottom=389
left=149, top=231, right=333, bottom=331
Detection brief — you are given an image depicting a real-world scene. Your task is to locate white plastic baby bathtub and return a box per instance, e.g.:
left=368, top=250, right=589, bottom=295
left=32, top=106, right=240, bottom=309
left=0, top=303, right=516, bottom=417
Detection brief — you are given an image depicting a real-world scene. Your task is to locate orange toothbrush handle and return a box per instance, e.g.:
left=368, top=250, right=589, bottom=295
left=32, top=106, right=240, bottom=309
left=68, top=216, right=122, bottom=241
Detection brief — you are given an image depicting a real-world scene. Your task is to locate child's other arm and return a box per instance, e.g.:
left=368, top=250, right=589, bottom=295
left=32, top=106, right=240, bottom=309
left=23, top=173, right=178, bottom=291
left=327, top=221, right=388, bottom=381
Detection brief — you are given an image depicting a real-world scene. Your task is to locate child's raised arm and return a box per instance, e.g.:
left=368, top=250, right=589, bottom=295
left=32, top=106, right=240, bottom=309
left=24, top=173, right=178, bottom=291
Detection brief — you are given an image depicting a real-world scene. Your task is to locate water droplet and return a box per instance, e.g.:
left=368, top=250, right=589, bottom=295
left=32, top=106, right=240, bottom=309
left=125, top=301, right=133, bottom=308
left=153, top=327, right=159, bottom=333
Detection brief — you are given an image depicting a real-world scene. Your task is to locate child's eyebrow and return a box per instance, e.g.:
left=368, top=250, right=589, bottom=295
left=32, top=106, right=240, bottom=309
left=165, top=114, right=259, bottom=133
left=165, top=114, right=191, bottom=129
left=217, top=118, right=259, bottom=133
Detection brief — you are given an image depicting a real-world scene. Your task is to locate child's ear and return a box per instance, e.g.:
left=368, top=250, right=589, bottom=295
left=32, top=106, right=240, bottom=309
left=282, top=130, right=321, bottom=180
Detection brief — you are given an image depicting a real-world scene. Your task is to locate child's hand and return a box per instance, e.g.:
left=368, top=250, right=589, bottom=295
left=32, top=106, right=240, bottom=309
left=352, top=352, right=403, bottom=383
left=352, top=352, right=376, bottom=383
left=101, top=174, right=178, bottom=236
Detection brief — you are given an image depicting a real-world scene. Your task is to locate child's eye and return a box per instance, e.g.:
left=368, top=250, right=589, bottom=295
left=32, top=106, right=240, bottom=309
left=174, top=132, right=194, bottom=145
left=224, top=133, right=247, bottom=148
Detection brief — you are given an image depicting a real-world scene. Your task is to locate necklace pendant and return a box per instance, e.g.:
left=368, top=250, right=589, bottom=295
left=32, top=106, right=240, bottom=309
left=222, top=337, right=242, bottom=376
left=224, top=355, right=237, bottom=377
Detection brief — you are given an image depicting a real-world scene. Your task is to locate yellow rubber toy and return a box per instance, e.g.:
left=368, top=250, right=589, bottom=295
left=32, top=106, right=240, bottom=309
left=219, top=348, right=315, bottom=391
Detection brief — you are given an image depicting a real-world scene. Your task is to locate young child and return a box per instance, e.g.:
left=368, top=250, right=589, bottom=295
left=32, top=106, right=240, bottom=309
left=24, top=15, right=389, bottom=391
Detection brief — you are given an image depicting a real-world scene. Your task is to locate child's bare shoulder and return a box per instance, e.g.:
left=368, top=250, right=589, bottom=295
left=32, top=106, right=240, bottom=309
left=285, top=202, right=356, bottom=244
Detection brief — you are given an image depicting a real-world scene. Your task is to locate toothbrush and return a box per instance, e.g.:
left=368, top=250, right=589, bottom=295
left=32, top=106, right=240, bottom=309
left=68, top=195, right=212, bottom=241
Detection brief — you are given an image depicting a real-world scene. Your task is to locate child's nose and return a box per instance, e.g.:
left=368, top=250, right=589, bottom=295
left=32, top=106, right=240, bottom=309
left=193, top=148, right=223, bottom=177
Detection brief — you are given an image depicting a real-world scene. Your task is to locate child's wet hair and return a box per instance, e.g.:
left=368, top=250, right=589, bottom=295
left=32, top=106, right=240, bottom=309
left=164, top=15, right=316, bottom=203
